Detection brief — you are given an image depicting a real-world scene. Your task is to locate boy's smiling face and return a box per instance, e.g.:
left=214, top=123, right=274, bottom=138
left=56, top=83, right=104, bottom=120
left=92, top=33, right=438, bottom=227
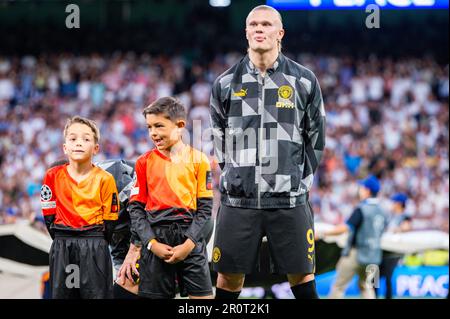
left=145, top=113, right=185, bottom=153
left=63, top=123, right=99, bottom=163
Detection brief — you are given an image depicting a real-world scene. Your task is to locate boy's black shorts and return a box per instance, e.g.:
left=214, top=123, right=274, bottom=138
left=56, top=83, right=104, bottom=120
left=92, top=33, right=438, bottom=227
left=49, top=233, right=113, bottom=299
left=138, top=224, right=213, bottom=299
left=212, top=202, right=316, bottom=275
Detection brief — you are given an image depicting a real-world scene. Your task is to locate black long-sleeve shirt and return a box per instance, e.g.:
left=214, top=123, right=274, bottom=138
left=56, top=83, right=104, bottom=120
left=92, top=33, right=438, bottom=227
left=129, top=145, right=214, bottom=247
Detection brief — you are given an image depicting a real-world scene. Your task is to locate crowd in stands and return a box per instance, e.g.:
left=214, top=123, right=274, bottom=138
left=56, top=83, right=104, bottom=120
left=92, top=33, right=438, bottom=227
left=0, top=52, right=448, bottom=232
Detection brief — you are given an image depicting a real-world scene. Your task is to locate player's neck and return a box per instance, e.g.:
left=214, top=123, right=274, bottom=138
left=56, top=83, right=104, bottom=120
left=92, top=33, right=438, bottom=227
left=67, top=160, right=94, bottom=182
left=249, top=49, right=279, bottom=77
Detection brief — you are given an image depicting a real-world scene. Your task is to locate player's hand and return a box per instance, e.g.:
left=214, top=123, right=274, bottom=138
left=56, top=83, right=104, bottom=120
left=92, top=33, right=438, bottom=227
left=117, top=244, right=141, bottom=285
left=151, top=241, right=174, bottom=260
left=164, top=238, right=195, bottom=264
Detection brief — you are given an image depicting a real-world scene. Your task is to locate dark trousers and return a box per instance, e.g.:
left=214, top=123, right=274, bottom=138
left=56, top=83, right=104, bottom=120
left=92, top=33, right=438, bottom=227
left=375, top=255, right=401, bottom=299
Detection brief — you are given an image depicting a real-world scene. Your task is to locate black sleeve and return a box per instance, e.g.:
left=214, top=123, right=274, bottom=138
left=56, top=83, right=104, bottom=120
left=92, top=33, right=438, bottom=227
left=129, top=200, right=156, bottom=247
left=201, top=217, right=214, bottom=244
left=346, top=208, right=363, bottom=230
left=125, top=200, right=142, bottom=246
left=44, top=215, right=55, bottom=240
left=184, top=198, right=213, bottom=246
left=129, top=226, right=142, bottom=247
left=104, top=220, right=117, bottom=244
left=304, top=75, right=326, bottom=176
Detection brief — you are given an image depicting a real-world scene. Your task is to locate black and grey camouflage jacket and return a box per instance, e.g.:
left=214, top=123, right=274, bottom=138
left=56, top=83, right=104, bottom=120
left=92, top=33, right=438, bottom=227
left=209, top=53, right=326, bottom=209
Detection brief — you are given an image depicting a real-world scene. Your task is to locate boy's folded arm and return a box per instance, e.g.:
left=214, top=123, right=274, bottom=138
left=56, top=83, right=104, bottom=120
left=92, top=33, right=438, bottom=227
left=184, top=197, right=213, bottom=246
left=129, top=200, right=156, bottom=247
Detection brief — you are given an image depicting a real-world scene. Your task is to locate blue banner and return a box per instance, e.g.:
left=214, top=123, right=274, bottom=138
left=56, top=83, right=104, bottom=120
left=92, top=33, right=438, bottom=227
left=267, top=0, right=449, bottom=10
left=315, top=266, right=449, bottom=298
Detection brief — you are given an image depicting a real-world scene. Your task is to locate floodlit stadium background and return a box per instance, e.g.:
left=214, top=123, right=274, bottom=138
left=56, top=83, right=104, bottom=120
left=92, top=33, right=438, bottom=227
left=0, top=0, right=448, bottom=299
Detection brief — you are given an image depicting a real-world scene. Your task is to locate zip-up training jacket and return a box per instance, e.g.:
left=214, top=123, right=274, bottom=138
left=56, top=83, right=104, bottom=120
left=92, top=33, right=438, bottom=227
left=209, top=53, right=326, bottom=209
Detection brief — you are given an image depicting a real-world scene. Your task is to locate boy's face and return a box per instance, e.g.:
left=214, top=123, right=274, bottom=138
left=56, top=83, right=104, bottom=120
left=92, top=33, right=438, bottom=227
left=63, top=123, right=99, bottom=163
left=145, top=113, right=185, bottom=152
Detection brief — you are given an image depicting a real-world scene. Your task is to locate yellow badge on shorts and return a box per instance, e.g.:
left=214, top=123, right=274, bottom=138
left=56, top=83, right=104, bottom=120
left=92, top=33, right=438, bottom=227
left=212, top=247, right=221, bottom=263
left=278, top=85, right=293, bottom=99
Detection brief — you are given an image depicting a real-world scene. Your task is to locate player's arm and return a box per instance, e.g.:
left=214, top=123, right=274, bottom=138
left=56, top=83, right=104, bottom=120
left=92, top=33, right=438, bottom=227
left=395, top=216, right=413, bottom=233
left=317, top=208, right=362, bottom=240
left=185, top=154, right=213, bottom=246
left=129, top=200, right=173, bottom=260
left=209, top=77, right=227, bottom=171
left=166, top=154, right=213, bottom=264
left=129, top=223, right=142, bottom=247
left=115, top=163, right=143, bottom=247
left=323, top=224, right=349, bottom=237
left=40, top=171, right=57, bottom=240
left=41, top=159, right=69, bottom=239
left=102, top=175, right=120, bottom=243
left=129, top=201, right=156, bottom=244
left=128, top=158, right=157, bottom=247
left=116, top=242, right=141, bottom=285
left=304, top=75, right=326, bottom=175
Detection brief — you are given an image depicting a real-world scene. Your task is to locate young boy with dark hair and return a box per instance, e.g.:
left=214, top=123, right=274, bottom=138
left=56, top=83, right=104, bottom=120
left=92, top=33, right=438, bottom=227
left=40, top=116, right=119, bottom=299
left=129, top=96, right=214, bottom=299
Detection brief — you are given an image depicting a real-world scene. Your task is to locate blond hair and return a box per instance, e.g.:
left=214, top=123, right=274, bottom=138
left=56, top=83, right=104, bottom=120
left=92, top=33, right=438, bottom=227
left=246, top=5, right=284, bottom=52
left=63, top=116, right=100, bottom=144
left=246, top=5, right=283, bottom=28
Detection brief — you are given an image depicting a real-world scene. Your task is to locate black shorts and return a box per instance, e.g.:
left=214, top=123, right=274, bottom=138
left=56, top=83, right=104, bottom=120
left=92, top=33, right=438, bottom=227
left=113, top=282, right=140, bottom=299
left=49, top=234, right=113, bottom=299
left=138, top=223, right=213, bottom=299
left=212, top=203, right=316, bottom=275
